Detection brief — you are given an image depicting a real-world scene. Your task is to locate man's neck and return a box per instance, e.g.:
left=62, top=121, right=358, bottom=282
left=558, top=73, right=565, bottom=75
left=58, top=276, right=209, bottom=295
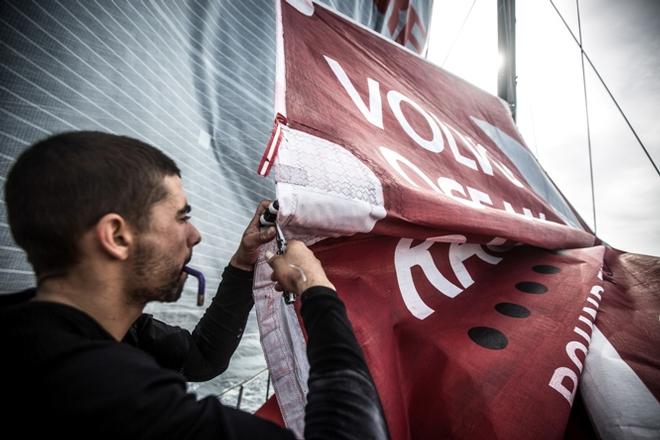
left=34, top=274, right=143, bottom=341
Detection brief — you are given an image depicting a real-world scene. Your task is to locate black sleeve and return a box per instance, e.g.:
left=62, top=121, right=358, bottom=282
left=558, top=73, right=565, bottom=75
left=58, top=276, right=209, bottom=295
left=185, top=264, right=255, bottom=380
left=124, top=265, right=254, bottom=381
left=53, top=343, right=297, bottom=440
left=300, top=287, right=390, bottom=440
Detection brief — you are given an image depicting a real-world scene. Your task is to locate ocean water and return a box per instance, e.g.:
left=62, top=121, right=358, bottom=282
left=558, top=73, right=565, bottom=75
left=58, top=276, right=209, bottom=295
left=145, top=292, right=273, bottom=413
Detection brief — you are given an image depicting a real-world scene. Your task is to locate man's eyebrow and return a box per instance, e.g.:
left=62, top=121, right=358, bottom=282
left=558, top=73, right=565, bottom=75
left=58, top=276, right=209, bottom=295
left=177, top=204, right=192, bottom=216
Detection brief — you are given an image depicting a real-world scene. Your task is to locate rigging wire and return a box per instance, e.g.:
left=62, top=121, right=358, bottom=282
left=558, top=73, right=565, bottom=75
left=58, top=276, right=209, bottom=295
left=216, top=366, right=270, bottom=409
left=575, top=0, right=597, bottom=233
left=441, top=0, right=478, bottom=67
left=548, top=0, right=660, bottom=178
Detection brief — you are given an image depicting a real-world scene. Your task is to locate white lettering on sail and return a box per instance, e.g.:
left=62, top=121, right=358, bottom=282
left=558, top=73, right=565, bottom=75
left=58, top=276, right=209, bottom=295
left=324, top=55, right=534, bottom=192
left=379, top=147, right=545, bottom=220
left=394, top=238, right=461, bottom=320
left=549, top=367, right=578, bottom=404
left=324, top=55, right=384, bottom=129
left=387, top=90, right=445, bottom=153
left=379, top=147, right=442, bottom=193
left=463, top=137, right=494, bottom=176
left=436, top=177, right=472, bottom=206
left=493, top=160, right=525, bottom=188
left=466, top=186, right=494, bottom=208
left=394, top=238, right=503, bottom=320
left=548, top=278, right=604, bottom=405
left=503, top=202, right=546, bottom=221
left=449, top=243, right=501, bottom=289
left=435, top=117, right=478, bottom=171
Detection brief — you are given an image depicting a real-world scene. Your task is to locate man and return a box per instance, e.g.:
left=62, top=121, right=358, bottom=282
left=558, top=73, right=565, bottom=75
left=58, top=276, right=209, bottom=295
left=0, top=131, right=388, bottom=439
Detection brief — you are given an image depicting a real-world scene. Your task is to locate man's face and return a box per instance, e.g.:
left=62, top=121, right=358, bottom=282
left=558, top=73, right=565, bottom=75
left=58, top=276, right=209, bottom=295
left=127, top=175, right=201, bottom=304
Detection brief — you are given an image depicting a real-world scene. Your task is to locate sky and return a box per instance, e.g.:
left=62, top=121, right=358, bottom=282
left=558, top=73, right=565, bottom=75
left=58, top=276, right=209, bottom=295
left=426, top=0, right=660, bottom=257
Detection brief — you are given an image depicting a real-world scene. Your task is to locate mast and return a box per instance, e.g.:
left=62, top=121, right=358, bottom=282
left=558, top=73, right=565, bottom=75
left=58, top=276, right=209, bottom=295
left=497, top=0, right=516, bottom=121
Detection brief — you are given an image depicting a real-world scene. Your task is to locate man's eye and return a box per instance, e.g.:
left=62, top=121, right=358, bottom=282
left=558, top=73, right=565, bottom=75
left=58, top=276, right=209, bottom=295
left=181, top=215, right=191, bottom=222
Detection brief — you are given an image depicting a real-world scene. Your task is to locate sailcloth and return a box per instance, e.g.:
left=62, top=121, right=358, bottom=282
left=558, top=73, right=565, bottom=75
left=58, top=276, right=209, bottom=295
left=254, top=1, right=660, bottom=439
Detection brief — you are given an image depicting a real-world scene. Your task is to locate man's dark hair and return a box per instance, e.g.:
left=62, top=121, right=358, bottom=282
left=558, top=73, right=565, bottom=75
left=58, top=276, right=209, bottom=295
left=4, top=131, right=181, bottom=278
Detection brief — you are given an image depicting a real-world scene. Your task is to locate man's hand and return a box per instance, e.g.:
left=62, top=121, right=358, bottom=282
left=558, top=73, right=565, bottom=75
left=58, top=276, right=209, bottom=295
left=266, top=240, right=335, bottom=295
left=230, top=200, right=277, bottom=271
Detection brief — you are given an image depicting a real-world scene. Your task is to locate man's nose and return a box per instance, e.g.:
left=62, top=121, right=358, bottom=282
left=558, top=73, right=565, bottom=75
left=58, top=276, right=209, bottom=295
left=188, top=224, right=202, bottom=247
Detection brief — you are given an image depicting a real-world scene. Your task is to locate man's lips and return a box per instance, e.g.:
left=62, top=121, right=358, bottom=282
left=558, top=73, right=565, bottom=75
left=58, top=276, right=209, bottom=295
left=182, top=254, right=193, bottom=270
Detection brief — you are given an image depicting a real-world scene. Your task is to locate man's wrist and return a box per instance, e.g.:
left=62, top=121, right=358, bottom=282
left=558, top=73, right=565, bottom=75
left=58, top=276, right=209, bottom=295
left=229, top=253, right=253, bottom=272
left=300, top=285, right=338, bottom=303
left=224, top=263, right=254, bottom=279
left=294, top=277, right=335, bottom=296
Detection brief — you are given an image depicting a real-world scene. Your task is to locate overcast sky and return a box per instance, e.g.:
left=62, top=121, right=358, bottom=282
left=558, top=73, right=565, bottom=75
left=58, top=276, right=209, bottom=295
left=426, top=0, right=660, bottom=256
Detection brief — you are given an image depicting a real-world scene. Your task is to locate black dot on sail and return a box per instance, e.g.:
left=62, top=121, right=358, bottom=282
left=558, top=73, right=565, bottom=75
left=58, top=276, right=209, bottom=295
left=533, top=264, right=561, bottom=274
left=468, top=327, right=508, bottom=350
left=516, top=281, right=548, bottom=294
left=495, top=303, right=531, bottom=318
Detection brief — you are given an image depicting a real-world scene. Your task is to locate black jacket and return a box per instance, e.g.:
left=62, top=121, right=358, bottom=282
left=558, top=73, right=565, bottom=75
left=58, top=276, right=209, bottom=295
left=0, top=265, right=388, bottom=439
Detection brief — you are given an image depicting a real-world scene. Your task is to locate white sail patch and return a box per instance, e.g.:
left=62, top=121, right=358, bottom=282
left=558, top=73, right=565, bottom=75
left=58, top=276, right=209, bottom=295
left=273, top=126, right=386, bottom=236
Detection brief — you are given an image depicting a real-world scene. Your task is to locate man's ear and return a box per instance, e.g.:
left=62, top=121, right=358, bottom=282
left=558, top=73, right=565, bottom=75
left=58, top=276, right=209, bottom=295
left=95, top=214, right=134, bottom=261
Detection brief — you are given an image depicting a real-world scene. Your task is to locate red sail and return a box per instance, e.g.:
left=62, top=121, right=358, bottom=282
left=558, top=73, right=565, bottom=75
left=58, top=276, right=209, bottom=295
left=254, top=2, right=660, bottom=438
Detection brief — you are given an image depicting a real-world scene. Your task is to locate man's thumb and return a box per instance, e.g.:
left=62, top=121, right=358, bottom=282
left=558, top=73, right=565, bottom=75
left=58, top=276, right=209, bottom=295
left=265, top=251, right=286, bottom=272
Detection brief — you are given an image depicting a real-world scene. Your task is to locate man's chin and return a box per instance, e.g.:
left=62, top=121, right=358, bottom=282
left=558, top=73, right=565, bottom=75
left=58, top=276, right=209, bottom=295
left=159, top=277, right=186, bottom=303
left=131, top=276, right=186, bottom=305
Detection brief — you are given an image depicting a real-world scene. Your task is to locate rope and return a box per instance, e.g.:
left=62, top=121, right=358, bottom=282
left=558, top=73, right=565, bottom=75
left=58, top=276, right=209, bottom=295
left=548, top=0, right=660, bottom=177
left=441, top=0, right=478, bottom=67
left=576, top=0, right=597, bottom=233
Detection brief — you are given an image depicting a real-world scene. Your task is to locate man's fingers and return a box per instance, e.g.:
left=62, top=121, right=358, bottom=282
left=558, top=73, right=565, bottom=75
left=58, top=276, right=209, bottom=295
left=256, top=199, right=272, bottom=217
left=259, top=226, right=276, bottom=243
left=259, top=199, right=272, bottom=210
left=249, top=199, right=272, bottom=229
left=239, top=227, right=275, bottom=254
left=267, top=253, right=294, bottom=281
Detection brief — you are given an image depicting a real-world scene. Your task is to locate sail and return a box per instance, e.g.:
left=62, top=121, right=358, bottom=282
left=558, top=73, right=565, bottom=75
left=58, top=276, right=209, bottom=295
left=254, top=1, right=660, bottom=438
